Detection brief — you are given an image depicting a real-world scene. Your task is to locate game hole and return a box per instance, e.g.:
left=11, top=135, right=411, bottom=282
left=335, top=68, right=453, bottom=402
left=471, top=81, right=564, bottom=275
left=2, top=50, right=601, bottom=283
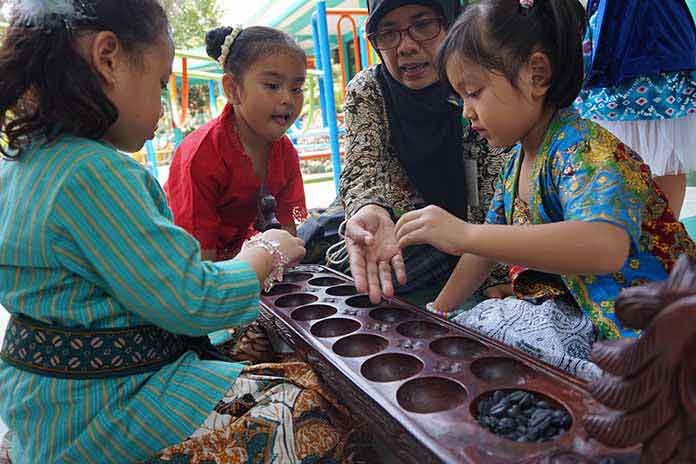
left=472, top=389, right=572, bottom=443
left=397, top=377, right=468, bottom=414
left=396, top=321, right=448, bottom=339
left=291, top=304, right=337, bottom=321
left=361, top=353, right=423, bottom=382
left=345, top=295, right=377, bottom=308
left=326, top=285, right=359, bottom=296
left=310, top=318, right=361, bottom=338
left=275, top=293, right=319, bottom=308
left=430, top=336, right=485, bottom=359
left=308, top=276, right=344, bottom=287
left=470, top=357, right=533, bottom=383
left=263, top=284, right=301, bottom=296
left=282, top=272, right=313, bottom=283
left=333, top=334, right=389, bottom=357
left=369, top=307, right=414, bottom=323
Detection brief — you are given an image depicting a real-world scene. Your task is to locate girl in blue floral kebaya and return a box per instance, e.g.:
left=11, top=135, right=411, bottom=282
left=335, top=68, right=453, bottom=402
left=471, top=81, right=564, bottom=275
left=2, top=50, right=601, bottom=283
left=394, top=0, right=696, bottom=381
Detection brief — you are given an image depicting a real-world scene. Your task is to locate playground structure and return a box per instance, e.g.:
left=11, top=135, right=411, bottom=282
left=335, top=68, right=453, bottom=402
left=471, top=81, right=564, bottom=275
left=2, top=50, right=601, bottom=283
left=137, top=1, right=374, bottom=194
left=311, top=2, right=374, bottom=192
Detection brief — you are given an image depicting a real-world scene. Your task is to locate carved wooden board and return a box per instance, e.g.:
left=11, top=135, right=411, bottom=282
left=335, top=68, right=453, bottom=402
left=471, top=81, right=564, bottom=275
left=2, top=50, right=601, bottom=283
left=259, top=265, right=640, bottom=464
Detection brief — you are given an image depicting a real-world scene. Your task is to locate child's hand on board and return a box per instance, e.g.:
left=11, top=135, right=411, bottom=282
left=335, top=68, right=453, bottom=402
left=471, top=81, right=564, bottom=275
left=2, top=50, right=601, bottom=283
left=261, top=229, right=306, bottom=267
left=394, top=205, right=468, bottom=256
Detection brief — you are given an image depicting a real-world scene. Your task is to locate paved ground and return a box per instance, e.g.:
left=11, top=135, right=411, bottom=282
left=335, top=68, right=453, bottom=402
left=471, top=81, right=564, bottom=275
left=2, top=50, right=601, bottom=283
left=3, top=183, right=696, bottom=441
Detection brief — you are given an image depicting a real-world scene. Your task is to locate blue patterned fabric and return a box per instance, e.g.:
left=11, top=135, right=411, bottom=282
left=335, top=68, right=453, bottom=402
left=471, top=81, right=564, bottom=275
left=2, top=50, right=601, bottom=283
left=576, top=72, right=696, bottom=121
left=583, top=0, right=696, bottom=89
left=0, top=136, right=261, bottom=463
left=576, top=3, right=696, bottom=121
left=485, top=109, right=695, bottom=340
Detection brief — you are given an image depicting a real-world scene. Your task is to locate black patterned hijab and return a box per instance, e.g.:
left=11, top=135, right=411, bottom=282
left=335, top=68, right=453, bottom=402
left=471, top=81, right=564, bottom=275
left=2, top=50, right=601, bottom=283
left=368, top=0, right=468, bottom=218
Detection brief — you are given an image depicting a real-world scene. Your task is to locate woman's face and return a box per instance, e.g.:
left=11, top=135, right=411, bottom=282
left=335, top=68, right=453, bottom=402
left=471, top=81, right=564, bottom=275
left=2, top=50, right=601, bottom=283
left=374, top=4, right=446, bottom=89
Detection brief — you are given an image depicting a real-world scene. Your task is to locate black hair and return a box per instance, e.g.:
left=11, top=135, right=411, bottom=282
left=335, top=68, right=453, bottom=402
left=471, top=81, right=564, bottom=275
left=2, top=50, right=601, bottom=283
left=0, top=0, right=170, bottom=159
left=206, top=26, right=306, bottom=80
left=437, top=0, right=586, bottom=108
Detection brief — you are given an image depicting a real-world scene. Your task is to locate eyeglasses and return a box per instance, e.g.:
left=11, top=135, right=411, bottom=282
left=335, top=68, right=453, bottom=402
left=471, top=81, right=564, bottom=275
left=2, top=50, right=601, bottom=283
left=368, top=17, right=443, bottom=51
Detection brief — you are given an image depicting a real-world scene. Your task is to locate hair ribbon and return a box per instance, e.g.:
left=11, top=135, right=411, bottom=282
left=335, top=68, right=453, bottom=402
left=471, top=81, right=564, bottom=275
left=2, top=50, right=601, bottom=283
left=218, top=25, right=244, bottom=68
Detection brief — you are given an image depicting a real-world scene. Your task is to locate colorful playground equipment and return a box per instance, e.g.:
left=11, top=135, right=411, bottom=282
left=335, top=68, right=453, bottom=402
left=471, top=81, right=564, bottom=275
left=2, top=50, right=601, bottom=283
left=312, top=1, right=374, bottom=193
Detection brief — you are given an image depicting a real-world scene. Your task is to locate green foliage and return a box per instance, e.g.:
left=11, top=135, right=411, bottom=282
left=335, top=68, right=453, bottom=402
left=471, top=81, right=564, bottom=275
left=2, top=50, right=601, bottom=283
left=160, top=0, right=221, bottom=50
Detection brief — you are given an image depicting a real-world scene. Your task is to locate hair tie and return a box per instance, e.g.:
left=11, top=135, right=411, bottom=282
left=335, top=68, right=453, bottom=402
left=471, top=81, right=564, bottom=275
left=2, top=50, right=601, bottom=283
left=520, top=0, right=534, bottom=9
left=218, top=25, right=243, bottom=68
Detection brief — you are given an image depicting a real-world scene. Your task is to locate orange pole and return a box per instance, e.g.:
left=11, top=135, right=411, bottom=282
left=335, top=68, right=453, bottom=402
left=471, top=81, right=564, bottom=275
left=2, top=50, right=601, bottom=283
left=336, top=15, right=361, bottom=98
left=367, top=40, right=375, bottom=65
left=168, top=57, right=189, bottom=128
left=350, top=18, right=362, bottom=73
left=336, top=22, right=347, bottom=99
left=326, top=8, right=371, bottom=72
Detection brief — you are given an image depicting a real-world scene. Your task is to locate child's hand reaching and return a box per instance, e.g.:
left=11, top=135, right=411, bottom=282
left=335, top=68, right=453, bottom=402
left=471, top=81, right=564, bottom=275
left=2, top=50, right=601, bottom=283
left=260, top=229, right=306, bottom=267
left=394, top=205, right=468, bottom=256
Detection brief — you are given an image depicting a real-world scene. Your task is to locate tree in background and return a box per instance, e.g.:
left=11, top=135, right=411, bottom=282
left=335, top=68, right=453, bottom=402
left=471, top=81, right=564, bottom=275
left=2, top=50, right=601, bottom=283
left=160, top=0, right=222, bottom=128
left=160, top=0, right=221, bottom=49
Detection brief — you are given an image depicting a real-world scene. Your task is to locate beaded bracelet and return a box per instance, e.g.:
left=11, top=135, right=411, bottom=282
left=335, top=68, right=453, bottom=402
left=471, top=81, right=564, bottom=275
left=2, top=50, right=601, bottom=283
left=425, top=302, right=459, bottom=319
left=243, top=235, right=288, bottom=292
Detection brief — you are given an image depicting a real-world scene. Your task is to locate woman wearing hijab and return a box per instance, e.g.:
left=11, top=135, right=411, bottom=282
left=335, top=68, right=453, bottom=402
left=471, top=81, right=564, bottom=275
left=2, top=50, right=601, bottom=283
left=339, top=0, right=511, bottom=307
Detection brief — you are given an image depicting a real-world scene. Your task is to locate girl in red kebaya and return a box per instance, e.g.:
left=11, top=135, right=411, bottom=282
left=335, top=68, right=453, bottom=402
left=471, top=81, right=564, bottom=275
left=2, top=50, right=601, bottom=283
left=165, top=25, right=308, bottom=261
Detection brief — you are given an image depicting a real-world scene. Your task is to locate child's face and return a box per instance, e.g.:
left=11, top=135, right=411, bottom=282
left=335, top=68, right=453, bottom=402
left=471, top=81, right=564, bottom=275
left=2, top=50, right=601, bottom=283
left=103, top=35, right=174, bottom=153
left=225, top=51, right=306, bottom=143
left=445, top=55, right=545, bottom=148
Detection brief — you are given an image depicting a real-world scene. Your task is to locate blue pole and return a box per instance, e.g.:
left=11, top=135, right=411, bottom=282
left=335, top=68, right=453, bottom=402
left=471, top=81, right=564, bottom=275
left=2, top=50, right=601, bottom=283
left=145, top=139, right=159, bottom=179
left=315, top=1, right=342, bottom=194
left=312, top=15, right=329, bottom=128
left=359, top=24, right=369, bottom=70
left=208, top=80, right=218, bottom=116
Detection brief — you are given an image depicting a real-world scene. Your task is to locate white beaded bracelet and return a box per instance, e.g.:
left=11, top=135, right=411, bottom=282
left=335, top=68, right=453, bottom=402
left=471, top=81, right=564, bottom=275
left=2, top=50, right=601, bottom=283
left=243, top=235, right=287, bottom=292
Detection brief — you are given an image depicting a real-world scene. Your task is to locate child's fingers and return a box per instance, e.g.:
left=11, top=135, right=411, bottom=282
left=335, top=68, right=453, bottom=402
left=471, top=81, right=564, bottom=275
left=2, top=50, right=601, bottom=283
left=397, top=229, right=426, bottom=249
left=394, top=209, right=419, bottom=232
left=395, top=217, right=424, bottom=243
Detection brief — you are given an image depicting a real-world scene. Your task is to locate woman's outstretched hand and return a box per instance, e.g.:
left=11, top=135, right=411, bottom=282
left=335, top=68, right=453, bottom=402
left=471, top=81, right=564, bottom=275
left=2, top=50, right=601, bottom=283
left=395, top=205, right=467, bottom=256
left=345, top=205, right=407, bottom=304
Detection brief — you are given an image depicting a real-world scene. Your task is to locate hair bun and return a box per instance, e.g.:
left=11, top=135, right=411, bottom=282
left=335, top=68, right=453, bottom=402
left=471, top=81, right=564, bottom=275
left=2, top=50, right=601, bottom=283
left=205, top=26, right=235, bottom=60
